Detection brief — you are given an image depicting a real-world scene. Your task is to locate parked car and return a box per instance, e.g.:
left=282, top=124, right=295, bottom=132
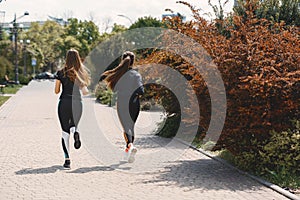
left=34, top=72, right=55, bottom=79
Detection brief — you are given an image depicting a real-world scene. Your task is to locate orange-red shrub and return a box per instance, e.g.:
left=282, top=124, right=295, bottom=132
left=139, top=0, right=300, bottom=154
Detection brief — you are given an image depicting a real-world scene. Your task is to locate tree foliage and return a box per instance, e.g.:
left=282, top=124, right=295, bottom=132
left=0, top=56, right=13, bottom=82
left=129, top=16, right=165, bottom=29
left=25, top=21, right=64, bottom=72
left=235, top=0, right=300, bottom=26
left=23, top=19, right=101, bottom=73
left=84, top=23, right=131, bottom=87
left=64, top=18, right=101, bottom=58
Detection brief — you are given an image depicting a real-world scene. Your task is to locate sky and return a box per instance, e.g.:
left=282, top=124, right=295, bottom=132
left=0, top=0, right=234, bottom=31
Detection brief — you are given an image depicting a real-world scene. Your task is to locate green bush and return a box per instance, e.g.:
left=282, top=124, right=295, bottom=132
left=18, top=75, right=32, bottom=85
left=233, top=143, right=263, bottom=171
left=3, top=84, right=22, bottom=94
left=263, top=167, right=300, bottom=189
left=140, top=99, right=164, bottom=111
left=232, top=120, right=300, bottom=189
left=259, top=120, right=300, bottom=175
left=140, top=84, right=181, bottom=138
left=94, top=83, right=114, bottom=106
left=156, top=113, right=181, bottom=138
left=141, top=101, right=152, bottom=111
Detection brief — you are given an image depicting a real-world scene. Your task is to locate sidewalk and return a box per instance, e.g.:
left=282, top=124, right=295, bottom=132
left=0, top=80, right=292, bottom=200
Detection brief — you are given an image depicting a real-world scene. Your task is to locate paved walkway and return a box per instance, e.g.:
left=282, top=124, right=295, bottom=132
left=0, top=80, right=291, bottom=200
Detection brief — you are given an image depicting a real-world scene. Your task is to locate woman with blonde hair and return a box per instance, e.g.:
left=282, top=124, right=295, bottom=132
left=55, top=48, right=90, bottom=169
left=100, top=51, right=144, bottom=163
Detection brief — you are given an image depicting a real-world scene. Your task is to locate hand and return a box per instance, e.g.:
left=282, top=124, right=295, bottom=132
left=81, top=86, right=89, bottom=96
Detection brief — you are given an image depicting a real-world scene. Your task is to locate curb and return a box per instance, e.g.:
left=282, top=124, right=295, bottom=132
left=177, top=139, right=300, bottom=200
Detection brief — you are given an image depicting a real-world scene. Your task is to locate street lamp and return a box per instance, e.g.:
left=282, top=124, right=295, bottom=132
left=9, top=11, right=29, bottom=84
left=117, top=14, right=133, bottom=25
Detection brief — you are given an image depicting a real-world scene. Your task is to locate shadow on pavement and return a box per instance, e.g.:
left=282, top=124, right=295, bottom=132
left=134, top=134, right=172, bottom=149
left=15, top=165, right=63, bottom=175
left=140, top=159, right=266, bottom=192
left=67, top=162, right=131, bottom=174
left=15, top=162, right=132, bottom=175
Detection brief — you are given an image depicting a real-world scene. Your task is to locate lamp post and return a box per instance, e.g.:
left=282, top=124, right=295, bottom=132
left=9, top=11, right=29, bottom=84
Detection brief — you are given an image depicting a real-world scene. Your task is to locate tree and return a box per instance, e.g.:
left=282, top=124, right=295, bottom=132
left=64, top=18, right=101, bottom=58
left=234, top=0, right=300, bottom=26
left=57, top=35, right=82, bottom=58
left=25, top=21, right=65, bottom=72
left=129, top=16, right=165, bottom=29
left=0, top=39, right=13, bottom=69
left=0, top=26, right=3, bottom=40
left=84, top=23, right=130, bottom=86
left=128, top=17, right=166, bottom=58
left=25, top=19, right=101, bottom=73
left=111, top=23, right=127, bottom=33
left=0, top=56, right=13, bottom=82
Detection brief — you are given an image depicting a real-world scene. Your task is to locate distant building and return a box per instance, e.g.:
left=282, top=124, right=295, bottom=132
left=1, top=15, right=67, bottom=33
left=1, top=21, right=45, bottom=31
left=162, top=13, right=186, bottom=22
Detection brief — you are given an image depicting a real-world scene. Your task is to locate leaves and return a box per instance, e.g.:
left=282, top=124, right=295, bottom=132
left=140, top=0, right=300, bottom=155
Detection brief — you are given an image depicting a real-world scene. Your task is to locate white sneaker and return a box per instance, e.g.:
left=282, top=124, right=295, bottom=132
left=121, top=148, right=129, bottom=162
left=128, top=145, right=137, bottom=163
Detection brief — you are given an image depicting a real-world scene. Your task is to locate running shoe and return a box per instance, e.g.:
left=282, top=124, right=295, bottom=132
left=121, top=147, right=129, bottom=162
left=128, top=144, right=137, bottom=163
left=74, top=132, right=81, bottom=149
left=63, top=159, right=71, bottom=169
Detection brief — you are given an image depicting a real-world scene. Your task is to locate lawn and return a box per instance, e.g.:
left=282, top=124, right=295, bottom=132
left=3, top=85, right=22, bottom=94
left=0, top=85, right=22, bottom=107
left=0, top=96, right=10, bottom=107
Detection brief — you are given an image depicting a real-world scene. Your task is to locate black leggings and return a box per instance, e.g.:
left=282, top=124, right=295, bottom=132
left=58, top=99, right=82, bottom=133
left=117, top=95, right=140, bottom=147
left=58, top=99, right=82, bottom=159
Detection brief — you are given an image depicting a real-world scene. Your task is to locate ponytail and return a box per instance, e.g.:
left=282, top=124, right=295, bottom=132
left=102, top=56, right=131, bottom=90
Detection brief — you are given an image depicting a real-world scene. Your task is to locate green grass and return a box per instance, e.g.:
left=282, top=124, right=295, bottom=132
left=260, top=168, right=300, bottom=190
left=0, top=96, right=10, bottom=107
left=217, top=149, right=236, bottom=165
left=0, top=85, right=21, bottom=107
left=216, top=149, right=300, bottom=190
left=2, top=85, right=22, bottom=94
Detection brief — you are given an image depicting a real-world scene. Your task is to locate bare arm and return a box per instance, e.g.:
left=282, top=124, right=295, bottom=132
left=81, top=86, right=89, bottom=96
left=55, top=79, right=61, bottom=94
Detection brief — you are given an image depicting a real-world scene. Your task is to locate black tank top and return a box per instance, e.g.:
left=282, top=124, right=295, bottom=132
left=55, top=69, right=81, bottom=100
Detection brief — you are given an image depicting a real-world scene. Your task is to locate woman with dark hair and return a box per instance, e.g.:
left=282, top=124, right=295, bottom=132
left=100, top=51, right=144, bottom=163
left=55, top=48, right=90, bottom=169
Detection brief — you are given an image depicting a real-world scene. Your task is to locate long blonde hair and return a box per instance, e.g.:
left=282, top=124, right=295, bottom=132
left=63, top=48, right=91, bottom=87
left=102, top=51, right=135, bottom=90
